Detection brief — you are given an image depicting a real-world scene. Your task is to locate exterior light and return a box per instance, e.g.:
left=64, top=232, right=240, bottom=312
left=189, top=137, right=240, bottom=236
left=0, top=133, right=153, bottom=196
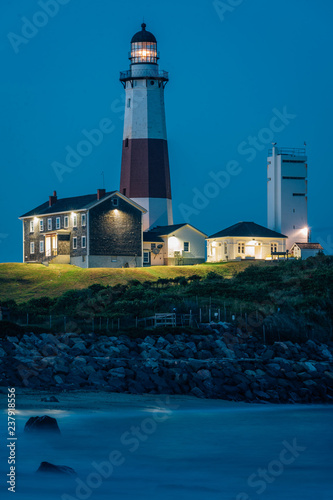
left=301, top=227, right=308, bottom=237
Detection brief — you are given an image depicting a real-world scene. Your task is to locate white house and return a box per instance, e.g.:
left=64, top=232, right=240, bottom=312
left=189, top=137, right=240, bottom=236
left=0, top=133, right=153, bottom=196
left=143, top=224, right=207, bottom=266
left=207, top=222, right=287, bottom=262
left=290, top=242, right=323, bottom=259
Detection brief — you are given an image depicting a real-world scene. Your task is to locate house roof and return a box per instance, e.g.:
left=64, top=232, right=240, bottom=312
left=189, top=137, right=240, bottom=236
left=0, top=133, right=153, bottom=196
left=293, top=243, right=323, bottom=250
left=143, top=232, right=164, bottom=243
left=150, top=223, right=207, bottom=237
left=208, top=222, right=287, bottom=239
left=19, top=191, right=146, bottom=218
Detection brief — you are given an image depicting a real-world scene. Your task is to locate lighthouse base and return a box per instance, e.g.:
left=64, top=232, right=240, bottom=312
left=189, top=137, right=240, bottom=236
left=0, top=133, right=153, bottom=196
left=131, top=197, right=173, bottom=231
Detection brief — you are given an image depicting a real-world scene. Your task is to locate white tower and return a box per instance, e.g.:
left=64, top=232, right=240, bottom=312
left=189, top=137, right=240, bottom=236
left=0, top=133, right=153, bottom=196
left=267, top=145, right=308, bottom=249
left=120, top=23, right=173, bottom=231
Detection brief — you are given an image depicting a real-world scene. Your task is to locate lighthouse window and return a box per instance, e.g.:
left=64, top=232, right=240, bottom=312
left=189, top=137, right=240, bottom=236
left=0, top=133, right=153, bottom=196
left=150, top=81, right=155, bottom=86
left=125, top=138, right=129, bottom=148
left=127, top=98, right=131, bottom=108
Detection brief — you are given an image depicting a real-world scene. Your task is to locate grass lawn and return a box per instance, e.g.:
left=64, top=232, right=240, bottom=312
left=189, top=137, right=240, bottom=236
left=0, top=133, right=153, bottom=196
left=0, top=261, right=263, bottom=303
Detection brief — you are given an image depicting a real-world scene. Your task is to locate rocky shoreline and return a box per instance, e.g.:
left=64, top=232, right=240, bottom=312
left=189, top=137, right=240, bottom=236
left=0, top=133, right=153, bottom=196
left=1, top=324, right=333, bottom=404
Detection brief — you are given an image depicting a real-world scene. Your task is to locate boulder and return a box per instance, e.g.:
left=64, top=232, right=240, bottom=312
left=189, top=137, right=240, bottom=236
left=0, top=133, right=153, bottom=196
left=191, top=387, right=205, bottom=398
left=108, top=367, right=126, bottom=378
left=36, top=462, right=76, bottom=476
left=196, top=369, right=211, bottom=381
left=24, top=416, right=61, bottom=434
left=41, top=396, right=59, bottom=403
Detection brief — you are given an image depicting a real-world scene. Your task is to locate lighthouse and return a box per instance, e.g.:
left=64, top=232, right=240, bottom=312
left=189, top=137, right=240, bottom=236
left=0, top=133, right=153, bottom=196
left=119, top=23, right=173, bottom=231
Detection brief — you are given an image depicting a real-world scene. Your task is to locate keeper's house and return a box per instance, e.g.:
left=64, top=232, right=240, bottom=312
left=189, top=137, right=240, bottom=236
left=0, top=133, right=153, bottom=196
left=143, top=224, right=207, bottom=266
left=19, top=190, right=146, bottom=268
left=207, top=222, right=287, bottom=262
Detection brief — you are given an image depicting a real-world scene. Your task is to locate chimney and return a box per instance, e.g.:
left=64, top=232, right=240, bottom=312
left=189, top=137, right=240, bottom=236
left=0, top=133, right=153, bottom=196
left=49, top=190, right=57, bottom=207
left=97, top=189, right=106, bottom=200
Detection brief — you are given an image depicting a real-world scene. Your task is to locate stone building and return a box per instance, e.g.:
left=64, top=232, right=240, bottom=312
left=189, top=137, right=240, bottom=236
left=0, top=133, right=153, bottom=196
left=19, top=190, right=146, bottom=268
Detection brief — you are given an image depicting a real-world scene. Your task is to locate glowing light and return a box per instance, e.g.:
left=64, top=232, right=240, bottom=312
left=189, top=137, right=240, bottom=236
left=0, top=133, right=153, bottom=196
left=301, top=227, right=309, bottom=237
left=142, top=50, right=147, bottom=56
left=34, top=217, right=38, bottom=223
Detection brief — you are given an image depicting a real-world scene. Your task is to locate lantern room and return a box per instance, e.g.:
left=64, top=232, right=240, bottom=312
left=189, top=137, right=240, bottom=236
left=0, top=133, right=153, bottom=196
left=130, top=23, right=158, bottom=64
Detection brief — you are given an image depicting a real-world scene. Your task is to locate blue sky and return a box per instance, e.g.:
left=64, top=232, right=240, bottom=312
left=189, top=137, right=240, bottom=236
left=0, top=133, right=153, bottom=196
left=1, top=0, right=332, bottom=262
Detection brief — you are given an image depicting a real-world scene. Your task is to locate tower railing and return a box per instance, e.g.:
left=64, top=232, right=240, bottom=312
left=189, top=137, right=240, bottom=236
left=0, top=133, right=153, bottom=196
left=268, top=148, right=306, bottom=157
left=120, top=69, right=169, bottom=82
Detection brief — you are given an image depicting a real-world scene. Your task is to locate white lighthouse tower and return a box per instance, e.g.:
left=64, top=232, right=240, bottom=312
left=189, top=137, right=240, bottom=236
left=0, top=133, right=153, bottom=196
left=120, top=23, right=173, bottom=231
left=267, top=145, right=308, bottom=249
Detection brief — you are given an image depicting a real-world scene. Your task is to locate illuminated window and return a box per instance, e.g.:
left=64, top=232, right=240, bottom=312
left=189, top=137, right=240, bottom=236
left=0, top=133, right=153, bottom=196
left=82, top=214, right=86, bottom=227
left=30, top=242, right=35, bottom=254
left=82, top=236, right=86, bottom=249
left=184, top=242, right=190, bottom=252
left=73, top=214, right=77, bottom=227
left=238, top=243, right=245, bottom=254
left=30, top=221, right=34, bottom=233
left=73, top=237, right=77, bottom=250
left=271, top=243, right=278, bottom=254
left=56, top=217, right=61, bottom=230
left=39, top=220, right=44, bottom=232
left=39, top=240, right=44, bottom=253
left=64, top=216, right=69, bottom=229
left=47, top=218, right=52, bottom=231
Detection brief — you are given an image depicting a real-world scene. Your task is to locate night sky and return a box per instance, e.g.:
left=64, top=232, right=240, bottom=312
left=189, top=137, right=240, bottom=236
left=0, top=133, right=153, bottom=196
left=1, top=0, right=332, bottom=263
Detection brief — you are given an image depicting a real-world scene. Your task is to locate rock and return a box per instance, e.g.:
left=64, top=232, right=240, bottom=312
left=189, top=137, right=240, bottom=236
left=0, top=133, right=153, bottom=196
left=156, top=337, right=169, bottom=349
left=303, top=380, right=317, bottom=387
left=141, top=348, right=161, bottom=360
left=320, top=348, right=333, bottom=361
left=88, top=372, right=106, bottom=386
left=54, top=375, right=64, bottom=385
left=24, top=416, right=61, bottom=434
left=262, top=349, right=274, bottom=361
left=191, top=387, right=205, bottom=398
left=41, top=396, right=59, bottom=403
left=108, top=367, right=126, bottom=378
left=186, top=341, right=197, bottom=353
left=36, top=462, right=76, bottom=476
left=143, top=359, right=159, bottom=372
left=304, top=362, right=317, bottom=373
left=144, top=336, right=156, bottom=346
left=196, top=369, right=211, bottom=381
left=7, top=337, right=19, bottom=343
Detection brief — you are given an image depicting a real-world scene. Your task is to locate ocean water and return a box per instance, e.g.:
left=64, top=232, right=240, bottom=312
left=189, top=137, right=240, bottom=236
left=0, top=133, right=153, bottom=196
left=1, top=397, right=332, bottom=500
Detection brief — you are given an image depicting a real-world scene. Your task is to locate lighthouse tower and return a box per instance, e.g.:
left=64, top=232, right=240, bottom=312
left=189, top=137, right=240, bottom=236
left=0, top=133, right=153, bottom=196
left=120, top=23, right=173, bottom=231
